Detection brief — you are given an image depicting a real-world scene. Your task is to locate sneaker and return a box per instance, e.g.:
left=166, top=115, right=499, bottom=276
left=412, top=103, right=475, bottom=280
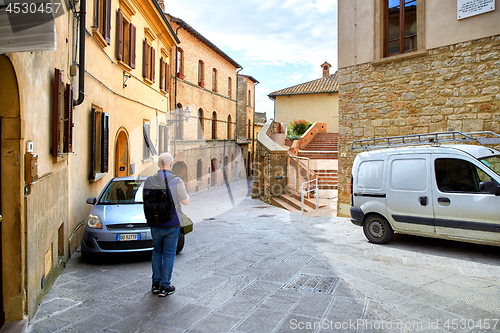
left=151, top=282, right=160, bottom=293
left=158, top=285, right=175, bottom=297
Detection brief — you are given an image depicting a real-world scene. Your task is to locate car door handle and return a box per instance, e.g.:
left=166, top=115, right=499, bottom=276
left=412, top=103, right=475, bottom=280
left=437, top=197, right=451, bottom=204
left=419, top=196, right=428, bottom=206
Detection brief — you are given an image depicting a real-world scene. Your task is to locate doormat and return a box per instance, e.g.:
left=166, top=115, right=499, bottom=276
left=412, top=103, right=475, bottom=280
left=282, top=273, right=339, bottom=295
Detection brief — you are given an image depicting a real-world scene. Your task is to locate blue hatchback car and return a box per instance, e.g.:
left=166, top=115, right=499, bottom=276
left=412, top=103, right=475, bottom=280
left=81, top=177, right=185, bottom=257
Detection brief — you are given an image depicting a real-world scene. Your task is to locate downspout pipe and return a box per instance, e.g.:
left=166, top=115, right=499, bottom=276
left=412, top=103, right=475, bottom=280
left=173, top=20, right=185, bottom=158
left=235, top=68, right=243, bottom=140
left=74, top=0, right=86, bottom=106
left=252, top=81, right=260, bottom=173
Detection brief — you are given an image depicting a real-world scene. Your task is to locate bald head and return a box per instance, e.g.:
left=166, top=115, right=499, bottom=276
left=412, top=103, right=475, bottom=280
left=158, top=153, right=173, bottom=170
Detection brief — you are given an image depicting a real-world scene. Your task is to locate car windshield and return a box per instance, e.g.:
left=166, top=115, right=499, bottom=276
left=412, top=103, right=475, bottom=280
left=479, top=155, right=500, bottom=177
left=98, top=180, right=145, bottom=204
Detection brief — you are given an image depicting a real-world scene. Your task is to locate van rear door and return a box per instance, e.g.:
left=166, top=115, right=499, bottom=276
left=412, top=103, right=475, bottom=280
left=431, top=155, right=500, bottom=245
left=386, top=155, right=435, bottom=235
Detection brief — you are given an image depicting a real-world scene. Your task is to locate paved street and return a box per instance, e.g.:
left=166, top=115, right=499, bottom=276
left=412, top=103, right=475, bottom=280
left=27, top=179, right=500, bottom=333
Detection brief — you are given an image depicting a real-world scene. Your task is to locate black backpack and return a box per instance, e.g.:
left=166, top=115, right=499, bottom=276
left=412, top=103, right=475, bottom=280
left=143, top=173, right=177, bottom=225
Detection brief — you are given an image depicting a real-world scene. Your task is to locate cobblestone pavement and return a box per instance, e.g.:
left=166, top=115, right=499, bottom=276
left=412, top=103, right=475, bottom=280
left=27, top=179, right=500, bottom=333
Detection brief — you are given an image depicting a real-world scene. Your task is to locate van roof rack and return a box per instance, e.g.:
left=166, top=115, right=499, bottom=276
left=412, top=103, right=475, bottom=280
left=351, top=131, right=500, bottom=150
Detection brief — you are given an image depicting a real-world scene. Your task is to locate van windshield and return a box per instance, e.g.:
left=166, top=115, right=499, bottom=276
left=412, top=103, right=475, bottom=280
left=479, top=156, right=500, bottom=177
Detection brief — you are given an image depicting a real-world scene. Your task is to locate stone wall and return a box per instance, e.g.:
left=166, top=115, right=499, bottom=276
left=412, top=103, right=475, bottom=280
left=337, top=34, right=500, bottom=217
left=252, top=121, right=288, bottom=203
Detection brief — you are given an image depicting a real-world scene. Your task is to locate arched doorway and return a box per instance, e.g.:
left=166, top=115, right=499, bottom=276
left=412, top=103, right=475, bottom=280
left=115, top=129, right=129, bottom=177
left=172, top=161, right=188, bottom=184
left=211, top=158, right=217, bottom=187
left=0, top=55, right=22, bottom=326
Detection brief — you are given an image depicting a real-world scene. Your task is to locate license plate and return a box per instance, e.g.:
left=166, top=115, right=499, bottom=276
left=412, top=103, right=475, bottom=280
left=117, top=233, right=140, bottom=241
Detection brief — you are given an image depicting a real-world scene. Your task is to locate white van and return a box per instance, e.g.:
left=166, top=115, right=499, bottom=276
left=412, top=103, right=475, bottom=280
left=350, top=132, right=500, bottom=247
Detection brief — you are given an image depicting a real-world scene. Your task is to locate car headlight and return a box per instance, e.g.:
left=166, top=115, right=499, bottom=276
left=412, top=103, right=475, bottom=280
left=86, top=214, right=103, bottom=229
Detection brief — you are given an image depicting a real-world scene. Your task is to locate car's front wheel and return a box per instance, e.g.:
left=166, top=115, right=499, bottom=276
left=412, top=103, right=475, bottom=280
left=176, top=233, right=185, bottom=254
left=363, top=214, right=394, bottom=244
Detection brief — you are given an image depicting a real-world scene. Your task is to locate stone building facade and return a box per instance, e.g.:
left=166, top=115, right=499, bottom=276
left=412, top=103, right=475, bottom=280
left=337, top=0, right=500, bottom=217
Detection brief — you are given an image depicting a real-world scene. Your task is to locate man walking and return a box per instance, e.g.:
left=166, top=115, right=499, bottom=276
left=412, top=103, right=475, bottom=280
left=143, top=153, right=189, bottom=297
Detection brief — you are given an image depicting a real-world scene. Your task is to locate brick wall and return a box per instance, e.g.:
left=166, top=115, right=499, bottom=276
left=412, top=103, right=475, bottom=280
left=337, top=34, right=500, bottom=217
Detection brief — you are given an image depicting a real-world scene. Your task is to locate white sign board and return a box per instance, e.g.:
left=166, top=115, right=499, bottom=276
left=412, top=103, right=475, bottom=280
left=457, top=0, right=495, bottom=20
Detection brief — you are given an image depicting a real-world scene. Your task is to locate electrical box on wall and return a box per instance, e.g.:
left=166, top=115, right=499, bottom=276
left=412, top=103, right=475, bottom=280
left=25, top=153, right=38, bottom=183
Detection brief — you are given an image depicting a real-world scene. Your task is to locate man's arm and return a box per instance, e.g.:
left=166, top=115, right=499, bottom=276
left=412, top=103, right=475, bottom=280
left=176, top=178, right=189, bottom=205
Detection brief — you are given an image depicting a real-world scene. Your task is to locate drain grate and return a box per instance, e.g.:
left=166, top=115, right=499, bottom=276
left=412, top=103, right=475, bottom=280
left=282, top=274, right=339, bottom=295
left=258, top=214, right=275, bottom=217
left=203, top=218, right=216, bottom=221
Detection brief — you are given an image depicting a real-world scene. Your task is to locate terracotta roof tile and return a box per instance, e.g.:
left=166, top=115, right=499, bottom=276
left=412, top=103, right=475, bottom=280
left=268, top=72, right=338, bottom=99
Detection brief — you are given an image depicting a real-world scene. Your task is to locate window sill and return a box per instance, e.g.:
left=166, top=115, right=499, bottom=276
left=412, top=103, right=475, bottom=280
left=92, top=28, right=108, bottom=49
left=143, top=77, right=153, bottom=85
left=117, top=60, right=133, bottom=72
left=142, top=157, right=153, bottom=163
left=53, top=153, right=69, bottom=163
left=89, top=172, right=107, bottom=183
left=371, top=49, right=428, bottom=66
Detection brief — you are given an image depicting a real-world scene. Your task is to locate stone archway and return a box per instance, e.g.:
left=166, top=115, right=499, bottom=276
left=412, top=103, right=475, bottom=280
left=115, top=129, right=129, bottom=177
left=172, top=161, right=188, bottom=184
left=0, top=55, right=23, bottom=325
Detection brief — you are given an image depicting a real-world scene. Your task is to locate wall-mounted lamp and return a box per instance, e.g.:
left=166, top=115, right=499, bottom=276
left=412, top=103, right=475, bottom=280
left=167, top=106, right=191, bottom=125
left=123, top=71, right=131, bottom=88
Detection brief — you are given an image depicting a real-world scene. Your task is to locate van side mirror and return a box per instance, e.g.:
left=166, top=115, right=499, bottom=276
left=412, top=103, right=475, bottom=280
left=479, top=181, right=500, bottom=195
left=86, top=197, right=97, bottom=205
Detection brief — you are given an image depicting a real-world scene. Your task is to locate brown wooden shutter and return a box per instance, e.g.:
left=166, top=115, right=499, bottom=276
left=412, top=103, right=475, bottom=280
left=116, top=9, right=123, bottom=61
left=90, top=108, right=97, bottom=179
left=143, top=39, right=148, bottom=78
left=103, top=0, right=111, bottom=45
left=52, top=68, right=63, bottom=157
left=151, top=47, right=156, bottom=83
left=165, top=63, right=170, bottom=92
left=130, top=24, right=136, bottom=68
left=159, top=58, right=164, bottom=91
left=94, top=0, right=100, bottom=28
left=158, top=125, right=164, bottom=152
left=101, top=113, right=109, bottom=172
left=64, top=83, right=74, bottom=153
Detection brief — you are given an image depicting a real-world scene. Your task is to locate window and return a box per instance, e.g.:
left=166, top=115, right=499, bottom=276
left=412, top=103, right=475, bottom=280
left=248, top=90, right=251, bottom=106
left=227, top=115, right=232, bottom=139
left=177, top=48, right=184, bottom=78
left=212, top=111, right=217, bottom=140
left=159, top=57, right=170, bottom=92
left=116, top=10, right=136, bottom=69
left=228, top=77, right=232, bottom=98
left=198, top=109, right=204, bottom=140
left=197, top=159, right=202, bottom=181
left=248, top=120, right=251, bottom=138
left=93, top=0, right=111, bottom=47
left=90, top=106, right=109, bottom=180
left=158, top=124, right=168, bottom=153
left=435, top=159, right=483, bottom=193
left=143, top=40, right=155, bottom=82
left=143, top=120, right=157, bottom=160
left=212, top=68, right=217, bottom=92
left=198, top=60, right=205, bottom=87
left=52, top=68, right=74, bottom=160
left=385, top=0, right=417, bottom=56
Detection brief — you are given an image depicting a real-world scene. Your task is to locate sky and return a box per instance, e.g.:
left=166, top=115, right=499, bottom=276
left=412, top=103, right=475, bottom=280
left=166, top=0, right=338, bottom=120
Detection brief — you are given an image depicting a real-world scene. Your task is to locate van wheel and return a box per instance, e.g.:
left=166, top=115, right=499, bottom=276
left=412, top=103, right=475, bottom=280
left=363, top=215, right=394, bottom=244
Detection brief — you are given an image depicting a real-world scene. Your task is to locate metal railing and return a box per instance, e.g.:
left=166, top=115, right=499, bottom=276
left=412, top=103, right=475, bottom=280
left=287, top=152, right=318, bottom=194
left=352, top=131, right=500, bottom=150
left=300, top=178, right=319, bottom=213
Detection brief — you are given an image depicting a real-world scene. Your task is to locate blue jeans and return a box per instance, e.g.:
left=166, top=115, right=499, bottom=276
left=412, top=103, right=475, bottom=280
left=151, top=227, right=180, bottom=287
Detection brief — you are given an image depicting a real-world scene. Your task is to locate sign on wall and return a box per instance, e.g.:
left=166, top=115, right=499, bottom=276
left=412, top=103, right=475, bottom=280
left=457, top=0, right=495, bottom=20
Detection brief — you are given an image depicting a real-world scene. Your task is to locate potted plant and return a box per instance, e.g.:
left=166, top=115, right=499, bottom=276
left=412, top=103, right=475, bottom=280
left=308, top=186, right=316, bottom=198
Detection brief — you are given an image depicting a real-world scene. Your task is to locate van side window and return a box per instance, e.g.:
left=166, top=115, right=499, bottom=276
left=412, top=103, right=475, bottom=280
left=435, top=159, right=481, bottom=193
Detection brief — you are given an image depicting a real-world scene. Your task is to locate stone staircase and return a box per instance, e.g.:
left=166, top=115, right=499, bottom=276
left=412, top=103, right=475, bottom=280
left=271, top=191, right=325, bottom=213
left=297, top=133, right=338, bottom=159
left=298, top=133, right=338, bottom=189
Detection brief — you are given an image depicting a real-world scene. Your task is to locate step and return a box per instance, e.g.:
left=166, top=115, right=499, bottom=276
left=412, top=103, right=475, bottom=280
left=287, top=192, right=326, bottom=209
left=271, top=196, right=308, bottom=212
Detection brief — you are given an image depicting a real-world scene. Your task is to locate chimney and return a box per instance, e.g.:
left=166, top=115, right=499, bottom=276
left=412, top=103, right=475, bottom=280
left=321, top=62, right=331, bottom=78
left=157, top=0, right=165, bottom=12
